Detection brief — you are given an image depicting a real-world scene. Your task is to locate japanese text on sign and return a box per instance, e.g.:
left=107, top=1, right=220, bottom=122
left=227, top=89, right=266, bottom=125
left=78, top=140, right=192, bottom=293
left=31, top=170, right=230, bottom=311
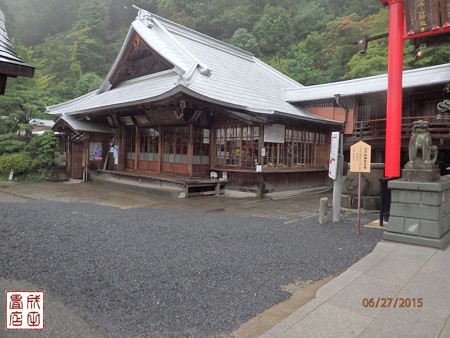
left=350, top=141, right=371, bottom=173
left=5, top=291, right=44, bottom=330
left=404, top=0, right=440, bottom=34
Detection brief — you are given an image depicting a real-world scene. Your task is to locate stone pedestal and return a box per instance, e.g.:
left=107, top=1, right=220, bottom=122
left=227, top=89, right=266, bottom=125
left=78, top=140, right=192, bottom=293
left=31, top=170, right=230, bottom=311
left=402, top=163, right=440, bottom=182
left=383, top=177, right=450, bottom=249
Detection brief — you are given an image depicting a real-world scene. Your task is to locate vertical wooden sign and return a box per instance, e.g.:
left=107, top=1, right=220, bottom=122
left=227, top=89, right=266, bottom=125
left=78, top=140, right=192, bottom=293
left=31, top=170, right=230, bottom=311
left=350, top=141, right=372, bottom=234
left=350, top=141, right=371, bottom=173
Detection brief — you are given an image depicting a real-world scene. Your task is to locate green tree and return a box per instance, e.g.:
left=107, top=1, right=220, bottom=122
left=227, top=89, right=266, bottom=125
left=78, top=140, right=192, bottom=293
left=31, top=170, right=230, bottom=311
left=0, top=134, right=27, bottom=155
left=74, top=73, right=104, bottom=97
left=26, top=131, right=58, bottom=167
left=252, top=5, right=294, bottom=55
left=2, top=0, right=80, bottom=46
left=38, top=34, right=82, bottom=100
left=292, top=0, right=329, bottom=40
left=229, top=28, right=261, bottom=56
left=0, top=86, right=47, bottom=137
left=74, top=0, right=110, bottom=41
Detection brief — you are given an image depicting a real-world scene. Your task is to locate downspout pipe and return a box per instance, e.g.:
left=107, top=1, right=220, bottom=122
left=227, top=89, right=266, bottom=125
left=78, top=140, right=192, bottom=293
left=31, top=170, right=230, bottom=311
left=334, top=94, right=349, bottom=135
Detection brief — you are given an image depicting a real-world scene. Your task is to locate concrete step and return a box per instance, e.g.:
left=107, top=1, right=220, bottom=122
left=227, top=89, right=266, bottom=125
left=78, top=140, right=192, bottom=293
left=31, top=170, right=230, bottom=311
left=90, top=174, right=186, bottom=199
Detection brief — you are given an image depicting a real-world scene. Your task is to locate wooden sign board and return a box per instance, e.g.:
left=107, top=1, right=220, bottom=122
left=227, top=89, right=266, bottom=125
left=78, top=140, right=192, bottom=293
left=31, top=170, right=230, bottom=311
left=350, top=141, right=371, bottom=173
left=404, top=0, right=440, bottom=35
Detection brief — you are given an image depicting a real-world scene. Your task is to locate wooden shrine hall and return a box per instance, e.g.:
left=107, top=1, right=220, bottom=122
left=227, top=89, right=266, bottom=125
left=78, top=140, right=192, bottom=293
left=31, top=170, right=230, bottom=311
left=49, top=8, right=341, bottom=198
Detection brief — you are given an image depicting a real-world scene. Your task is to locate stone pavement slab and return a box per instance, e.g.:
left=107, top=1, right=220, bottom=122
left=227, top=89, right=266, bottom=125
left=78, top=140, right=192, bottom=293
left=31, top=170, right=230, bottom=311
left=261, top=242, right=450, bottom=338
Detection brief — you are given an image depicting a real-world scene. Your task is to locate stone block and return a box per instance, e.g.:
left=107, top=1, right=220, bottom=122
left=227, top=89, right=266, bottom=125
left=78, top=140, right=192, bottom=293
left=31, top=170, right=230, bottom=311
left=390, top=203, right=440, bottom=221
left=419, top=220, right=440, bottom=238
left=384, top=176, right=450, bottom=248
left=420, top=191, right=441, bottom=206
left=444, top=214, right=450, bottom=233
left=389, top=177, right=450, bottom=192
left=391, top=190, right=421, bottom=204
left=387, top=216, right=404, bottom=234
left=404, top=219, right=420, bottom=236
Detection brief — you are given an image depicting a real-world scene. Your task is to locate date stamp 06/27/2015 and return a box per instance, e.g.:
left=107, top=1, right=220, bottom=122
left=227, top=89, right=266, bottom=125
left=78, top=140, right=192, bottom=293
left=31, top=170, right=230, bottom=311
left=362, top=297, right=423, bottom=309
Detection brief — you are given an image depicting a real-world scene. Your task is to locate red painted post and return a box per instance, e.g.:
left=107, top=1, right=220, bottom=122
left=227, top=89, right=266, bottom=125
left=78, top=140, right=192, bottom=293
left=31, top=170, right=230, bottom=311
left=384, top=0, right=404, bottom=177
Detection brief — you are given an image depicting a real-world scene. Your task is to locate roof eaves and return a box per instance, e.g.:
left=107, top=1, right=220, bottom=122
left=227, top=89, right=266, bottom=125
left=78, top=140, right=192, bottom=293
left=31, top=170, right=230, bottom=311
left=274, top=110, right=343, bottom=127
left=46, top=90, right=98, bottom=116
left=53, top=116, right=113, bottom=134
left=286, top=63, right=450, bottom=103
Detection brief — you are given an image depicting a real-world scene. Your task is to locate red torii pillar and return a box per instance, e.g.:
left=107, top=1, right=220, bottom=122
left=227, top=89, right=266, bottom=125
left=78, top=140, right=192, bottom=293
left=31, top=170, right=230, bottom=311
left=380, top=0, right=404, bottom=178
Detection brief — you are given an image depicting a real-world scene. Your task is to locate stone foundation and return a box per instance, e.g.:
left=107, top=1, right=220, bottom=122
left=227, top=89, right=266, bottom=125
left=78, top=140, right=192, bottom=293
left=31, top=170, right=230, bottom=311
left=383, top=177, right=450, bottom=249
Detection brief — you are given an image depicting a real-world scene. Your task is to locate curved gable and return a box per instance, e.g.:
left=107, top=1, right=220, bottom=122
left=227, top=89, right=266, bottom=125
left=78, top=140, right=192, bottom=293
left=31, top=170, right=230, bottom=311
left=108, top=32, right=173, bottom=87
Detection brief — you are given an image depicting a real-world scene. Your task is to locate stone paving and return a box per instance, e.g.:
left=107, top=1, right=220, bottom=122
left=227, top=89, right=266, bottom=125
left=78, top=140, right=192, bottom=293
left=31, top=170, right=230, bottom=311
left=261, top=241, right=450, bottom=338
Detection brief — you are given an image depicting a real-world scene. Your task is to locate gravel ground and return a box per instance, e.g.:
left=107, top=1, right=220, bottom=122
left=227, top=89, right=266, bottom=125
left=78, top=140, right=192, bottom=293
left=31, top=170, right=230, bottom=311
left=0, top=197, right=383, bottom=337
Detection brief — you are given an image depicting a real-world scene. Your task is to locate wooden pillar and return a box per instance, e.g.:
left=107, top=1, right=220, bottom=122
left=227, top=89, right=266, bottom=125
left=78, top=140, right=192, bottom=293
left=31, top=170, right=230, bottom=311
left=118, top=125, right=126, bottom=172
left=83, top=133, right=89, bottom=181
left=134, top=126, right=140, bottom=170
left=210, top=127, right=216, bottom=167
left=66, top=133, right=71, bottom=178
left=187, top=124, right=194, bottom=177
left=157, top=126, right=162, bottom=174
left=258, top=125, right=264, bottom=165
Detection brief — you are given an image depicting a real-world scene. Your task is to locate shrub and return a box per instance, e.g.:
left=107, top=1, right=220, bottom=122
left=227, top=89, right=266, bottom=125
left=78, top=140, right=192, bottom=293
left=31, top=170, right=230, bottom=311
left=0, top=152, right=33, bottom=175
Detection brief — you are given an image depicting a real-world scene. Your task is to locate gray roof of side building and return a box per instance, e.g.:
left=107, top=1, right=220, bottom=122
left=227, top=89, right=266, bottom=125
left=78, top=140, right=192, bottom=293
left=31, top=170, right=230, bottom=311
left=0, top=8, right=34, bottom=78
left=46, top=9, right=340, bottom=127
left=284, top=63, right=450, bottom=103
left=53, top=115, right=113, bottom=134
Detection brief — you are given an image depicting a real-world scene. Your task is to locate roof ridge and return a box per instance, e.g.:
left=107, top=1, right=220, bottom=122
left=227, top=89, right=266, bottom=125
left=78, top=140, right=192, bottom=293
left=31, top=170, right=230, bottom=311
left=135, top=7, right=255, bottom=61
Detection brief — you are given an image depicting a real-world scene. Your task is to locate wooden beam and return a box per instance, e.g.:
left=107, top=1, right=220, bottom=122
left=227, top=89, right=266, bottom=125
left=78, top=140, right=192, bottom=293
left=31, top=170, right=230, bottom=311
left=0, top=62, right=35, bottom=78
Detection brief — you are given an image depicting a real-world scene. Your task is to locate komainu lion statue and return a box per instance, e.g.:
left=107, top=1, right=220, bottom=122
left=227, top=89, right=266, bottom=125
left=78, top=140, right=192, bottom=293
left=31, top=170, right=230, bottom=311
left=408, top=120, right=437, bottom=165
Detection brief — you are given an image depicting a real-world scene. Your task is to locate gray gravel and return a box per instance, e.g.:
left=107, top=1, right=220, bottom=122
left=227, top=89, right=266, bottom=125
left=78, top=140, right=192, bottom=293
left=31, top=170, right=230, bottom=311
left=0, top=198, right=382, bottom=337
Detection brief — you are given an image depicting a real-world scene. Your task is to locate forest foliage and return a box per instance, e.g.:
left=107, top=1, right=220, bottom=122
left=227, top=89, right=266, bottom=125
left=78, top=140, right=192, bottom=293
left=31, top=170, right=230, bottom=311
left=0, top=0, right=449, bottom=128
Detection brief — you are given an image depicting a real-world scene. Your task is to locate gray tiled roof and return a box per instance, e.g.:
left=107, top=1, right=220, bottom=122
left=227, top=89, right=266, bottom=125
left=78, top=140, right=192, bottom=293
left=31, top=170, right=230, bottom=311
left=53, top=115, right=113, bottom=134
left=0, top=9, right=34, bottom=77
left=285, top=63, right=450, bottom=103
left=47, top=9, right=339, bottom=126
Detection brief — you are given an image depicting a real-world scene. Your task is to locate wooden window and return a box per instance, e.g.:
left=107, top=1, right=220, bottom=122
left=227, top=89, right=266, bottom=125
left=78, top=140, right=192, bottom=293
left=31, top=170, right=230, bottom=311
left=241, top=126, right=259, bottom=167
left=216, top=125, right=259, bottom=167
left=163, top=127, right=188, bottom=163
left=263, top=128, right=328, bottom=168
left=125, top=127, right=136, bottom=160
left=139, top=128, right=159, bottom=161
left=193, top=128, right=210, bottom=165
left=358, top=105, right=371, bottom=121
